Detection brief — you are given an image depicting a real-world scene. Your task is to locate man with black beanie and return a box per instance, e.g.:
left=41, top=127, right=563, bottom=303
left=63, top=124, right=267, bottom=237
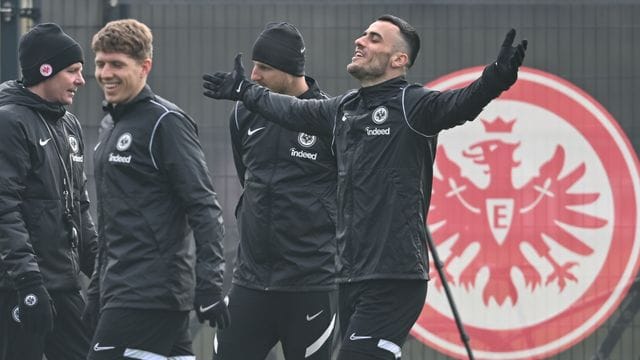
left=0, top=23, right=98, bottom=360
left=212, top=22, right=338, bottom=360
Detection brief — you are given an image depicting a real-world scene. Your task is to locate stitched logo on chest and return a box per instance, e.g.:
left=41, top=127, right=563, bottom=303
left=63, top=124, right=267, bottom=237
left=109, top=153, right=131, bottom=164
left=290, top=147, right=317, bottom=160
left=365, top=127, right=391, bottom=136
left=68, top=135, right=79, bottom=154
left=298, top=132, right=316, bottom=147
left=372, top=106, right=388, bottom=124
left=248, top=127, right=265, bottom=136
left=116, top=132, right=132, bottom=151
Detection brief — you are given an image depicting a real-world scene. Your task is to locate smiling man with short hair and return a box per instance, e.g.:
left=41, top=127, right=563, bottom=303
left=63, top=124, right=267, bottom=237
left=85, top=18, right=228, bottom=360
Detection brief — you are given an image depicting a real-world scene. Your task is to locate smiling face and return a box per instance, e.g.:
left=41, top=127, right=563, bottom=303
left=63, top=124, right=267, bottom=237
left=94, top=51, right=151, bottom=105
left=347, top=20, right=409, bottom=86
left=31, top=62, right=85, bottom=105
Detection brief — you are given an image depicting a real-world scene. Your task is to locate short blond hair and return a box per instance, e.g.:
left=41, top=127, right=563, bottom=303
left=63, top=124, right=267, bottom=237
left=91, top=19, right=153, bottom=61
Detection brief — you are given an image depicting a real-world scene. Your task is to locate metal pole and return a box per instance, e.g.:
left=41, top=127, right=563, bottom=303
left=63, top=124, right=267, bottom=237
left=0, top=0, right=39, bottom=82
left=592, top=275, right=640, bottom=360
left=19, top=0, right=40, bottom=32
left=0, top=0, right=19, bottom=82
left=426, top=228, right=475, bottom=359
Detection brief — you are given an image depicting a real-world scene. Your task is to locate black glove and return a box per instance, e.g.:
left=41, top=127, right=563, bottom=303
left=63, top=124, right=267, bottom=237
left=81, top=291, right=100, bottom=334
left=202, top=53, right=252, bottom=101
left=15, top=272, right=55, bottom=335
left=194, top=291, right=230, bottom=329
left=494, top=28, right=528, bottom=88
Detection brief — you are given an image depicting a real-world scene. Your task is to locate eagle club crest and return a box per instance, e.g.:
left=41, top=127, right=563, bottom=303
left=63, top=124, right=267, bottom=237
left=411, top=67, right=640, bottom=359
left=298, top=132, right=316, bottom=148
left=68, top=135, right=79, bottom=154
left=372, top=106, right=388, bottom=124
left=116, top=132, right=132, bottom=151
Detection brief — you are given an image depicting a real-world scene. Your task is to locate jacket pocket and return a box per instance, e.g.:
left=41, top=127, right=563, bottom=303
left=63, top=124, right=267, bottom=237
left=22, top=199, right=59, bottom=257
left=103, top=196, right=162, bottom=260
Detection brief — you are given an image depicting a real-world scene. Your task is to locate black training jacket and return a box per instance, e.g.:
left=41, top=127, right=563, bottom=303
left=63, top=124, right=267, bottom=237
left=0, top=80, right=97, bottom=290
left=240, top=64, right=508, bottom=282
left=230, top=77, right=337, bottom=291
left=91, top=85, right=225, bottom=311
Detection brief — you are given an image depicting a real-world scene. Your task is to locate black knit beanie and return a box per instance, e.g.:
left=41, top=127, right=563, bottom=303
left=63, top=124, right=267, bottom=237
left=252, top=22, right=305, bottom=76
left=19, top=23, right=84, bottom=87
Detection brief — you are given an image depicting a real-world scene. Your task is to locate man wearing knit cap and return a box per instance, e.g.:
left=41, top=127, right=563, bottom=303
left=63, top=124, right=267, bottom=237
left=213, top=22, right=338, bottom=360
left=0, top=23, right=97, bottom=360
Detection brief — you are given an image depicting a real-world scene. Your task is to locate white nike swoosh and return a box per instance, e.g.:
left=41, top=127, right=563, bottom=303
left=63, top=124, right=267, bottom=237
left=349, top=333, right=372, bottom=341
left=306, top=310, right=323, bottom=321
left=93, top=343, right=115, bottom=351
left=199, top=301, right=219, bottom=313
left=247, top=127, right=265, bottom=136
left=94, top=142, right=101, bottom=151
left=39, top=138, right=52, bottom=146
left=235, top=80, right=244, bottom=93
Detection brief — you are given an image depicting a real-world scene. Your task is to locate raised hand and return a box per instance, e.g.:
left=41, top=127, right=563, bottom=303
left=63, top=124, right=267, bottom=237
left=202, top=53, right=251, bottom=101
left=494, top=29, right=528, bottom=87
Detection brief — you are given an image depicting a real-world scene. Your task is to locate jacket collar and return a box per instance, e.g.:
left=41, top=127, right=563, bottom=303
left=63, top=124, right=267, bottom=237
left=102, top=85, right=154, bottom=121
left=299, top=76, right=324, bottom=100
left=0, top=80, right=67, bottom=121
left=358, top=76, right=408, bottom=109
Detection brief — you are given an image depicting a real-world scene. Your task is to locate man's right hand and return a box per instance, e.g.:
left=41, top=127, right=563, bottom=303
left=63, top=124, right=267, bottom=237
left=202, top=53, right=251, bottom=101
left=15, top=272, right=55, bottom=335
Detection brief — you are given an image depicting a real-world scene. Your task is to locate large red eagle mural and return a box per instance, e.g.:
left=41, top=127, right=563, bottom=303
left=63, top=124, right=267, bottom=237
left=412, top=67, right=640, bottom=360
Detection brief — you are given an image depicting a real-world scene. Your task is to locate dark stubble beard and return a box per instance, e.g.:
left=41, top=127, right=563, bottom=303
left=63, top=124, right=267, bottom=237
left=346, top=54, right=389, bottom=83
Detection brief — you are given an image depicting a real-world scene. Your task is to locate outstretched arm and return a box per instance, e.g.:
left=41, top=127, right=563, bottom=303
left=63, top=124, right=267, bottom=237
left=203, top=54, right=339, bottom=137
left=410, top=29, right=528, bottom=135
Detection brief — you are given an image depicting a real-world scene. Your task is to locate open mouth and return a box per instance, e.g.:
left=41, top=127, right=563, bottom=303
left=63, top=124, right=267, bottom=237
left=101, top=82, right=122, bottom=95
left=352, top=49, right=364, bottom=61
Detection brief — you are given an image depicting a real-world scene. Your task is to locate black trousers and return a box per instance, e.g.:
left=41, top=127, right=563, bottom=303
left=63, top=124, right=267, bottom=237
left=0, top=289, right=91, bottom=360
left=87, top=308, right=193, bottom=360
left=213, top=284, right=338, bottom=360
left=337, top=279, right=428, bottom=360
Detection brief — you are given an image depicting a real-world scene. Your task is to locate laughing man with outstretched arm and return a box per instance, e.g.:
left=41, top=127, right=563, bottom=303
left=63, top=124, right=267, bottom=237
left=203, top=14, right=526, bottom=360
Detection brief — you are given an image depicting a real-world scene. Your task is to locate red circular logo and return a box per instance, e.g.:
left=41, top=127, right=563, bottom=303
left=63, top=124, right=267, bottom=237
left=413, top=67, right=640, bottom=359
left=39, top=63, right=53, bottom=77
